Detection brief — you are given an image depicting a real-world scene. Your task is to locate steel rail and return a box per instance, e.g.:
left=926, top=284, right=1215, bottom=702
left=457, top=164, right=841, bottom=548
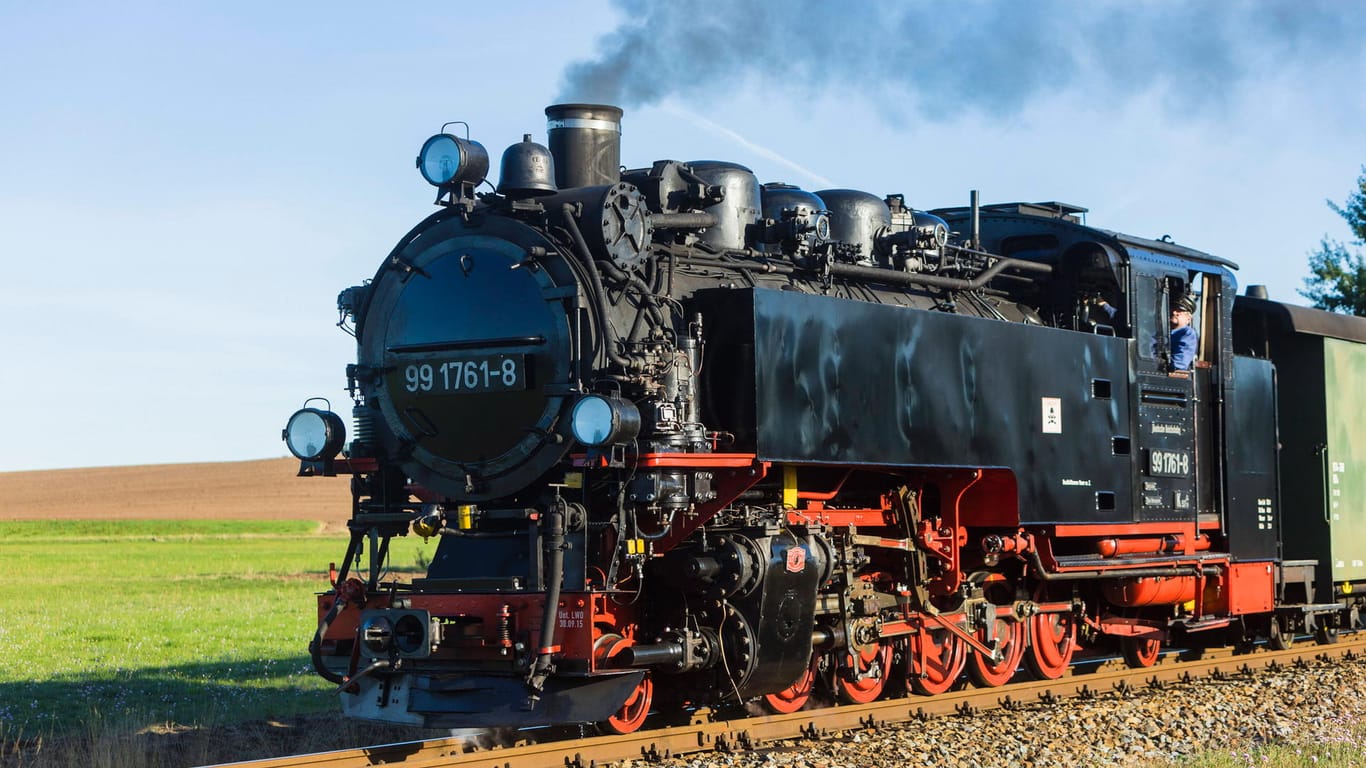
left=201, top=635, right=1366, bottom=768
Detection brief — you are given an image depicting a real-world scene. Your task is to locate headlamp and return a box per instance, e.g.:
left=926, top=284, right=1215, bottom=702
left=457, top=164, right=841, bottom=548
left=417, top=133, right=489, bottom=189
left=570, top=395, right=641, bottom=447
left=282, top=406, right=346, bottom=461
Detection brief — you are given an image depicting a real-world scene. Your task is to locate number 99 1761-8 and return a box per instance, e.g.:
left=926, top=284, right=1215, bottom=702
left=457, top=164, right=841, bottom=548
left=402, top=355, right=525, bottom=394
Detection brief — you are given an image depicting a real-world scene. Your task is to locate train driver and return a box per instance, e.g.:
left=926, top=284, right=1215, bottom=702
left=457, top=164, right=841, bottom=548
left=1169, top=294, right=1198, bottom=370
left=1093, top=294, right=1199, bottom=371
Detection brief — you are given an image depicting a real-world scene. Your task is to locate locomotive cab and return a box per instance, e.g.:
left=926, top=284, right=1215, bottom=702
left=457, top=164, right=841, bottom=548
left=936, top=201, right=1284, bottom=640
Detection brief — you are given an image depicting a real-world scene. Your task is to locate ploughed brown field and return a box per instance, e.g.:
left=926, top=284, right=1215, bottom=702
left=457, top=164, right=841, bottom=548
left=0, top=457, right=353, bottom=521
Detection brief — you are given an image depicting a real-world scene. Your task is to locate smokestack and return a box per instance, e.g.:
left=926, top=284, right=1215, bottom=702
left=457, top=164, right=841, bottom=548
left=545, top=103, right=623, bottom=189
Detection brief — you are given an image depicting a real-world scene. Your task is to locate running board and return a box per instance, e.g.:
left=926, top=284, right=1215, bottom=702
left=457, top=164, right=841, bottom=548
left=1170, top=616, right=1232, bottom=633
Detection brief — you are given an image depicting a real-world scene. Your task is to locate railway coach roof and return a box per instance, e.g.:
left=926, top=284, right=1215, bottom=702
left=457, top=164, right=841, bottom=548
left=1235, top=295, right=1366, bottom=343
left=933, top=201, right=1240, bottom=271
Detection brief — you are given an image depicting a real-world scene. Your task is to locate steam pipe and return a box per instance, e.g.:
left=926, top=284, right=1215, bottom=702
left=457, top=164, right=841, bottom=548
left=665, top=243, right=1049, bottom=291
left=823, top=254, right=1051, bottom=291
left=526, top=503, right=567, bottom=699
left=561, top=204, right=636, bottom=371
left=309, top=598, right=348, bottom=685
left=796, top=469, right=853, bottom=501
left=339, top=660, right=391, bottom=691
left=616, top=642, right=685, bottom=668
left=686, top=556, right=722, bottom=580
left=332, top=530, right=363, bottom=586
left=1025, top=547, right=1220, bottom=581
left=1097, top=534, right=1211, bottom=558
left=652, top=212, right=719, bottom=229
left=616, top=626, right=839, bottom=669
left=970, top=189, right=980, bottom=251
left=671, top=251, right=796, bottom=275
left=594, top=257, right=666, bottom=329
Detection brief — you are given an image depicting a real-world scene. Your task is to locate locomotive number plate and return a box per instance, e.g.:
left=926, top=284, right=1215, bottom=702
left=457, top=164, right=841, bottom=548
left=401, top=354, right=526, bottom=394
left=1147, top=449, right=1191, bottom=477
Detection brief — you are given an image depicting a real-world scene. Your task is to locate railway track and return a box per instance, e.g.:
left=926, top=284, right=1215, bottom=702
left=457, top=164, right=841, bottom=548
left=202, top=636, right=1366, bottom=768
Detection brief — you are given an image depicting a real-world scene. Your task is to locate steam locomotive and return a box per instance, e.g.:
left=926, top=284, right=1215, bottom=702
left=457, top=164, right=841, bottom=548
left=286, top=104, right=1366, bottom=732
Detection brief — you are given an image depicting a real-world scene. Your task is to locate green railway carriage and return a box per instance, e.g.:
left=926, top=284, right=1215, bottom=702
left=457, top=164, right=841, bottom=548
left=1234, top=295, right=1366, bottom=630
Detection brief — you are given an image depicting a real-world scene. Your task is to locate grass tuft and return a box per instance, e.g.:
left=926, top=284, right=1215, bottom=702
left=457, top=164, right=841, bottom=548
left=1159, top=718, right=1366, bottom=767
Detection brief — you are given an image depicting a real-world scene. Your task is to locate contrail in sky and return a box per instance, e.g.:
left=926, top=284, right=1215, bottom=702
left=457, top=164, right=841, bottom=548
left=657, top=102, right=836, bottom=189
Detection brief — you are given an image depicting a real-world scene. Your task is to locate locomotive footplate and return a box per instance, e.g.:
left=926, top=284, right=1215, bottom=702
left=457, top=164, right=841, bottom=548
left=341, top=669, right=647, bottom=728
left=1281, top=603, right=1349, bottom=616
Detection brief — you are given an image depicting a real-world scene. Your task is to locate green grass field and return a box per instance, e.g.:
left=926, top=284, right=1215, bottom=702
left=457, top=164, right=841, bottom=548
left=0, top=520, right=431, bottom=743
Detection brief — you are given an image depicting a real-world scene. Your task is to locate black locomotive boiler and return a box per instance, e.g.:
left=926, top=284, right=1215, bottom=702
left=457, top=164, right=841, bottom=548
left=285, top=104, right=1366, bottom=732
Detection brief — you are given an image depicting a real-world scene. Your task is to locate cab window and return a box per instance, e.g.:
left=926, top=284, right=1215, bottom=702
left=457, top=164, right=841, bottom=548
left=1136, top=276, right=1165, bottom=362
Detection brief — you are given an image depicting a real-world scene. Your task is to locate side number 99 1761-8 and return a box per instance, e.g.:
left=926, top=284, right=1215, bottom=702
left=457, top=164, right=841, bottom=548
left=1147, top=449, right=1190, bottom=477
left=402, top=355, right=525, bottom=394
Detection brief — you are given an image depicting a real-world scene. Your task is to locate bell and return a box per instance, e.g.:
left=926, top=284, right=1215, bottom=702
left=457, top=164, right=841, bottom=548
left=497, top=134, right=557, bottom=198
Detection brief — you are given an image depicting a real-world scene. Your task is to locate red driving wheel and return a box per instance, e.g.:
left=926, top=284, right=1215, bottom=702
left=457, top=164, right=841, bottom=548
left=1025, top=603, right=1077, bottom=680
left=762, top=654, right=818, bottom=714
left=967, top=617, right=1025, bottom=688
left=906, top=622, right=967, bottom=696
left=597, top=637, right=654, bottom=734
left=837, top=642, right=893, bottom=704
left=1121, top=636, right=1161, bottom=668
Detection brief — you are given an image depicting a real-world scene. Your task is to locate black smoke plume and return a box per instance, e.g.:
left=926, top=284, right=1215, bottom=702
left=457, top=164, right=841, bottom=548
left=558, top=0, right=1365, bottom=117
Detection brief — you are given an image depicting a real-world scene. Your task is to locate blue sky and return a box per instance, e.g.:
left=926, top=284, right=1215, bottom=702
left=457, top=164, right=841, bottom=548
left=2, top=2, right=1362, bottom=472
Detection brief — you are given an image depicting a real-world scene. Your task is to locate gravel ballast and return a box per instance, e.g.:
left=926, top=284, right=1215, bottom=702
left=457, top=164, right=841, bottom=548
left=623, top=654, right=1366, bottom=768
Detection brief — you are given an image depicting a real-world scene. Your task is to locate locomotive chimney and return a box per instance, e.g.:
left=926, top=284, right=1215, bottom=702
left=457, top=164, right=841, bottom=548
left=545, top=103, right=623, bottom=189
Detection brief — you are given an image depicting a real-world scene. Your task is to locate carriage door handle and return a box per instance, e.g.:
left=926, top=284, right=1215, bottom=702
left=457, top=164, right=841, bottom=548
left=1316, top=444, right=1330, bottom=523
